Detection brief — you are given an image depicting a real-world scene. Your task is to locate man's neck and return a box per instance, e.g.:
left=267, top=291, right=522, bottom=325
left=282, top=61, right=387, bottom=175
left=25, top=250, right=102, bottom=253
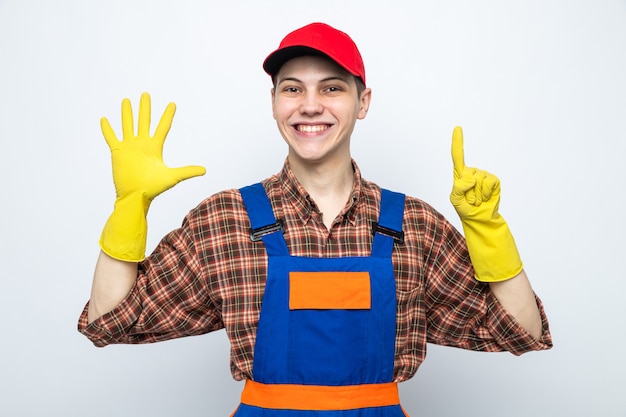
left=289, top=157, right=355, bottom=229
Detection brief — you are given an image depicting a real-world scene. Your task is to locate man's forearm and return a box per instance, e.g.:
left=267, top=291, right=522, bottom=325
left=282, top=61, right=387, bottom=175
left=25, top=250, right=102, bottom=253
left=488, top=270, right=543, bottom=340
left=87, top=251, right=138, bottom=324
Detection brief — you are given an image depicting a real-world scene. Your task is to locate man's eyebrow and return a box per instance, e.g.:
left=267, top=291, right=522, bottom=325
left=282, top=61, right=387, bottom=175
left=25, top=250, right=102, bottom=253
left=320, top=75, right=351, bottom=83
left=276, top=76, right=302, bottom=84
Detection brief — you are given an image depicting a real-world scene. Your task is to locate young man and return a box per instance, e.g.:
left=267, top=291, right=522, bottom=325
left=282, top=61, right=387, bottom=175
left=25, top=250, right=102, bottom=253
left=79, top=22, right=552, bottom=416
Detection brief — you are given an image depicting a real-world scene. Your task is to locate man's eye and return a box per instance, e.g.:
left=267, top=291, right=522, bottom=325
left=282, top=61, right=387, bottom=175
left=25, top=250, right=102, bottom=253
left=285, top=87, right=299, bottom=93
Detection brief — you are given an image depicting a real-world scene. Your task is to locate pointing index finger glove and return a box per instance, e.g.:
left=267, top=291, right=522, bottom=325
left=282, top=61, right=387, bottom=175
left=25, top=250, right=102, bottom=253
left=99, top=92, right=206, bottom=262
left=450, top=126, right=522, bottom=282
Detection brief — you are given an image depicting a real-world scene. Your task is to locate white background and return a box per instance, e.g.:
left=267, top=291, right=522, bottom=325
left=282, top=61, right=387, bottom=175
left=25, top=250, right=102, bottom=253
left=1, top=1, right=625, bottom=416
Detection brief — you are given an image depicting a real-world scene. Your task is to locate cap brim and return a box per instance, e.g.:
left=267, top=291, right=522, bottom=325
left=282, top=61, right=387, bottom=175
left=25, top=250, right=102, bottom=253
left=263, top=46, right=329, bottom=78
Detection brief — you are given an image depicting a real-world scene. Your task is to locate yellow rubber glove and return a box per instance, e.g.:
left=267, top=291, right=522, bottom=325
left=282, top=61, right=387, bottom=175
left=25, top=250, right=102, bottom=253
left=99, top=92, right=206, bottom=262
left=450, top=126, right=522, bottom=282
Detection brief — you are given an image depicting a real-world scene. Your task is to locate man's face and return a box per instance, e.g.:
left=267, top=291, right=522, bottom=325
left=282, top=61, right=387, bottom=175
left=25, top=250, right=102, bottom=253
left=271, top=55, right=371, bottom=169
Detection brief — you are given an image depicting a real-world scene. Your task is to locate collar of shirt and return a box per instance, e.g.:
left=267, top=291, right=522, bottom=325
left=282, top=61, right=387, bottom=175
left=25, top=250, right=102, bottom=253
left=277, top=158, right=363, bottom=227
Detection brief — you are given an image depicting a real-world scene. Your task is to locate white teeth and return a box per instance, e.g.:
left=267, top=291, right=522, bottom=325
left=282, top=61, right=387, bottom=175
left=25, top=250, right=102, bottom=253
left=297, top=125, right=329, bottom=133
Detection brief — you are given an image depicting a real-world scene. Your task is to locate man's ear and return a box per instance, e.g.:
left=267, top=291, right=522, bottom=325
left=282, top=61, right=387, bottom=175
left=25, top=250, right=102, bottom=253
left=357, top=88, right=372, bottom=120
left=271, top=87, right=276, bottom=120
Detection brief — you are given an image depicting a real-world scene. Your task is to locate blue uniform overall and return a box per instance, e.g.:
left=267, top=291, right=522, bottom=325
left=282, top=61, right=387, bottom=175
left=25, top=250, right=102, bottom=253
left=232, top=183, right=408, bottom=417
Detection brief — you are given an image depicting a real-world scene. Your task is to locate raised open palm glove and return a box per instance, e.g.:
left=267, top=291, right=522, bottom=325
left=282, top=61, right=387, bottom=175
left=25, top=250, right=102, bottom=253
left=450, top=126, right=522, bottom=282
left=99, top=92, right=206, bottom=261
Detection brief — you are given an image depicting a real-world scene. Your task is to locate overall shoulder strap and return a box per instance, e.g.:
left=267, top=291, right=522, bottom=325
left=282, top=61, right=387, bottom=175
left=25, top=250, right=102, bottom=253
left=371, top=188, right=406, bottom=258
left=239, top=183, right=289, bottom=256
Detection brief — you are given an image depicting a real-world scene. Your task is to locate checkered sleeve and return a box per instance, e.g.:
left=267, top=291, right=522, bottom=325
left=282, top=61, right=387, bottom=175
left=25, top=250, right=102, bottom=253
left=78, top=198, right=226, bottom=347
left=411, top=199, right=552, bottom=355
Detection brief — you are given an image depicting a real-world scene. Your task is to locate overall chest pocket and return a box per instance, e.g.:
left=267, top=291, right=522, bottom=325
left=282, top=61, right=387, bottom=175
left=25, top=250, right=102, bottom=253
left=287, top=271, right=372, bottom=385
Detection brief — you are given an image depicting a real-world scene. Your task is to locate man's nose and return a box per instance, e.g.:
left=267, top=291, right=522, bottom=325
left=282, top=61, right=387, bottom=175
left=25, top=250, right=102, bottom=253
left=299, top=91, right=324, bottom=115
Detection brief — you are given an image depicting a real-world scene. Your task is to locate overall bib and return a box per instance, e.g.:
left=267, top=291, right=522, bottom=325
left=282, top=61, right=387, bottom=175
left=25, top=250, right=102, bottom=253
left=232, top=183, right=408, bottom=417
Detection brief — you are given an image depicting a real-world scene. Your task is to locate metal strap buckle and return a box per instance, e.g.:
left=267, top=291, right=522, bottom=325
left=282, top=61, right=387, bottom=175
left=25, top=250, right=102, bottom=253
left=250, top=219, right=285, bottom=242
left=371, top=221, right=404, bottom=244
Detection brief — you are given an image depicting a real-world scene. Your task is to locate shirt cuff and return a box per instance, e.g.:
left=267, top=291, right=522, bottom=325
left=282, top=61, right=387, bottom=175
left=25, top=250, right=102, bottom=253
left=486, top=291, right=553, bottom=355
left=77, top=284, right=142, bottom=347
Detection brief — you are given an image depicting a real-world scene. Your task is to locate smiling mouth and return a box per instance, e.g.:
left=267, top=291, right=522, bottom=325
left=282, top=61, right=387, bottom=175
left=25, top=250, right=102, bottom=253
left=295, top=124, right=330, bottom=133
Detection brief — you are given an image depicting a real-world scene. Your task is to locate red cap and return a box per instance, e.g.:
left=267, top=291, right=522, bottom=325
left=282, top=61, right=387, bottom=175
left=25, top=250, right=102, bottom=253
left=263, top=22, right=366, bottom=86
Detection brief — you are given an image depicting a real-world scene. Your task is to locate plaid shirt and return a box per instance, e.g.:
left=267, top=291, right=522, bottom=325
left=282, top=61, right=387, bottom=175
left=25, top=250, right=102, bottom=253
left=79, top=160, right=552, bottom=382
